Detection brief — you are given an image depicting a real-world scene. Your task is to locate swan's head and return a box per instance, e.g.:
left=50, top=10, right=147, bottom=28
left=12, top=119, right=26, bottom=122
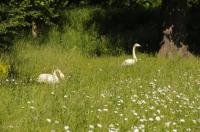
left=59, top=72, right=65, bottom=79
left=54, top=69, right=65, bottom=79
left=134, top=43, right=141, bottom=48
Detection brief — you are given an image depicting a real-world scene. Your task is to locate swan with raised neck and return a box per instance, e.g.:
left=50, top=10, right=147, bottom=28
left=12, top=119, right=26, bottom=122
left=122, top=43, right=141, bottom=66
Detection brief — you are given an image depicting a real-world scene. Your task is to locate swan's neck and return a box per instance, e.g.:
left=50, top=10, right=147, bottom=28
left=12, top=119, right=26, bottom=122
left=132, top=46, right=137, bottom=61
left=54, top=69, right=62, bottom=79
left=53, top=71, right=59, bottom=79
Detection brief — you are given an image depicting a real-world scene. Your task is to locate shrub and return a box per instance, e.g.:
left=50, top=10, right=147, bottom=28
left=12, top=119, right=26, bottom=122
left=0, top=63, right=8, bottom=79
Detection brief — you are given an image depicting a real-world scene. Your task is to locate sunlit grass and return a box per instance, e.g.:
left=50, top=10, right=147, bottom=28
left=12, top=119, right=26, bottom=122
left=0, top=42, right=200, bottom=131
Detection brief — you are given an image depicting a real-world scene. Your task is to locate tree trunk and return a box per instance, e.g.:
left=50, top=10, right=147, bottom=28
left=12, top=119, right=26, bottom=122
left=158, top=0, right=192, bottom=57
left=32, top=20, right=38, bottom=39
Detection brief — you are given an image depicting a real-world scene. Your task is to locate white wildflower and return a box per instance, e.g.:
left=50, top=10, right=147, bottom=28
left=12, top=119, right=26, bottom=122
left=63, top=105, right=67, bottom=109
left=109, top=124, right=114, bottom=128
left=149, top=118, right=154, bottom=121
left=155, top=116, right=161, bottom=121
left=98, top=109, right=102, bottom=112
left=89, top=125, right=94, bottom=129
left=186, top=128, right=192, bottom=131
left=140, top=124, right=145, bottom=129
left=8, top=125, right=14, bottom=128
left=30, top=106, right=35, bottom=110
left=117, top=103, right=121, bottom=106
left=149, top=106, right=155, bottom=110
left=64, top=125, right=69, bottom=130
left=124, top=117, right=128, bottom=121
left=192, top=119, right=197, bottom=124
left=139, top=119, right=145, bottom=122
left=133, top=127, right=139, bottom=132
left=172, top=122, right=176, bottom=125
left=103, top=108, right=108, bottom=112
left=50, top=129, right=56, bottom=132
left=180, top=119, right=185, bottom=123
left=46, top=118, right=51, bottom=123
left=97, top=123, right=102, bottom=128
left=54, top=120, right=59, bottom=124
left=101, top=94, right=105, bottom=98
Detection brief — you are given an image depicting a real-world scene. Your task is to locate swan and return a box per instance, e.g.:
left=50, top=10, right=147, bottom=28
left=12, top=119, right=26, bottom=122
left=122, top=43, right=141, bottom=66
left=37, top=69, right=65, bottom=84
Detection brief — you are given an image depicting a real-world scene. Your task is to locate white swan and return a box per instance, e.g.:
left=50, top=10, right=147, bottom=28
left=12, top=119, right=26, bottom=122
left=37, top=69, right=65, bottom=84
left=122, top=43, right=141, bottom=66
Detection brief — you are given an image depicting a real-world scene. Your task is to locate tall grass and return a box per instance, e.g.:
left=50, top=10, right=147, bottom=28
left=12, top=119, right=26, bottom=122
left=1, top=49, right=200, bottom=131
left=0, top=7, right=199, bottom=131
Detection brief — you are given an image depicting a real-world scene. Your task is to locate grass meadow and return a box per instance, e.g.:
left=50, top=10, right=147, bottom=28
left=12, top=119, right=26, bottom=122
left=0, top=8, right=200, bottom=132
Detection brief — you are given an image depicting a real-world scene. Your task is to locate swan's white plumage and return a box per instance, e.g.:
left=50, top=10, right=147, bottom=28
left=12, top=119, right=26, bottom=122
left=122, top=59, right=136, bottom=66
left=122, top=43, right=141, bottom=66
left=37, top=69, right=64, bottom=84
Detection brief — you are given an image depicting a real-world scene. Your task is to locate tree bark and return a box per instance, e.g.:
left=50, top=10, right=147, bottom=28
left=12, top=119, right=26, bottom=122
left=158, top=0, right=192, bottom=57
left=32, top=20, right=38, bottom=39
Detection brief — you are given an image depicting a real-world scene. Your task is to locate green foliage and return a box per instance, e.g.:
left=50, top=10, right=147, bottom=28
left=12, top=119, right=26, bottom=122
left=188, top=0, right=200, bottom=6
left=69, top=0, right=162, bottom=8
left=1, top=0, right=200, bottom=51
left=136, top=0, right=161, bottom=8
left=61, top=8, right=121, bottom=56
left=0, top=63, right=8, bottom=79
left=0, top=0, right=68, bottom=49
left=3, top=6, right=159, bottom=57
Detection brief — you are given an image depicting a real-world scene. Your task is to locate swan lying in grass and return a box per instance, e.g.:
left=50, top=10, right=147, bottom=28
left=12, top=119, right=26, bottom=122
left=37, top=69, right=65, bottom=84
left=122, top=43, right=141, bottom=66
